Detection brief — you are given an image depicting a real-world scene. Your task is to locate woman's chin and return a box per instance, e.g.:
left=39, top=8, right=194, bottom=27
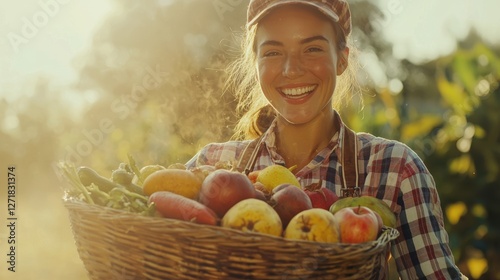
left=277, top=113, right=314, bottom=126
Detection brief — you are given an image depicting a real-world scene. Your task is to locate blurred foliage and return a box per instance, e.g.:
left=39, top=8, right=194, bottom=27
left=58, top=0, right=247, bottom=173
left=1, top=1, right=499, bottom=279
left=432, top=44, right=500, bottom=280
left=344, top=42, right=500, bottom=279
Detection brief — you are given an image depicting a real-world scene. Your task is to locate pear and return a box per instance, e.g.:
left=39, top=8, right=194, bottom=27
left=284, top=208, right=340, bottom=243
left=329, top=196, right=397, bottom=228
left=256, top=165, right=301, bottom=193
left=221, top=198, right=283, bottom=237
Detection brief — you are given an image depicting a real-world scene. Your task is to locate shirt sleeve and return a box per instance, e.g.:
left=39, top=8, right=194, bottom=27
left=392, top=152, right=463, bottom=279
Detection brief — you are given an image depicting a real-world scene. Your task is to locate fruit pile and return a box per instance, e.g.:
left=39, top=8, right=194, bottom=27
left=61, top=159, right=397, bottom=244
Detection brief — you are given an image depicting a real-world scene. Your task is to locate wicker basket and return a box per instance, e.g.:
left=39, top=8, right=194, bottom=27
left=64, top=198, right=399, bottom=280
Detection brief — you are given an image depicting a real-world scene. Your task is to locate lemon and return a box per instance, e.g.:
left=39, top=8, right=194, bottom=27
left=256, top=165, right=301, bottom=193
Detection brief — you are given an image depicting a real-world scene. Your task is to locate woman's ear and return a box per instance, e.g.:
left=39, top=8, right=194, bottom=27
left=337, top=47, right=349, bottom=75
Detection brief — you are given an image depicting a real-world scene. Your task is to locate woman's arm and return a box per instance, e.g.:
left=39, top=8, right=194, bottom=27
left=392, top=157, right=463, bottom=279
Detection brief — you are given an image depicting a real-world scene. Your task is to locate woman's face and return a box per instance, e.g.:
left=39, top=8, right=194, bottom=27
left=255, top=4, right=348, bottom=125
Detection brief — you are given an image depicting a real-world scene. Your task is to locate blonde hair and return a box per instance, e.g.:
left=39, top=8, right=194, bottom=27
left=226, top=22, right=361, bottom=140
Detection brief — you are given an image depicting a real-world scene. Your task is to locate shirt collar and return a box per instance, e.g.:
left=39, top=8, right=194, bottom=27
left=259, top=110, right=347, bottom=169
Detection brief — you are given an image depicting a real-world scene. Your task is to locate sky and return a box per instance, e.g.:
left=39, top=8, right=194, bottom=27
left=0, top=0, right=499, bottom=103
left=0, top=0, right=114, bottom=103
left=378, top=0, right=500, bottom=62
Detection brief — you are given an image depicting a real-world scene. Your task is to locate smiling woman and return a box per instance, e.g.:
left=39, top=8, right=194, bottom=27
left=0, top=0, right=495, bottom=279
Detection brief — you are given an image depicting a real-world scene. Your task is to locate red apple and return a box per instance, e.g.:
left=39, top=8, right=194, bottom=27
left=198, top=169, right=256, bottom=217
left=334, top=206, right=381, bottom=243
left=269, top=184, right=312, bottom=228
left=304, top=183, right=339, bottom=210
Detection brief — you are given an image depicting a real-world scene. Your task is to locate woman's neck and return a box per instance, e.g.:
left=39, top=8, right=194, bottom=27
left=274, top=110, right=339, bottom=172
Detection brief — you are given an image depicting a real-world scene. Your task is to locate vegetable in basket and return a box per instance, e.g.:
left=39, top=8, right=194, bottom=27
left=59, top=162, right=154, bottom=216
left=149, top=191, right=219, bottom=226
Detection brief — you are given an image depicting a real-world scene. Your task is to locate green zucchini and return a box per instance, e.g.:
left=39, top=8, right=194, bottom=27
left=77, top=166, right=123, bottom=193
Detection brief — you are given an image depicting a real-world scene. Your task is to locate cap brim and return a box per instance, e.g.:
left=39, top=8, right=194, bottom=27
left=247, top=0, right=340, bottom=28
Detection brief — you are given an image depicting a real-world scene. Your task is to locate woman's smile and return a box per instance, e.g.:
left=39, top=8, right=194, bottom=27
left=278, top=84, right=317, bottom=104
left=280, top=84, right=317, bottom=98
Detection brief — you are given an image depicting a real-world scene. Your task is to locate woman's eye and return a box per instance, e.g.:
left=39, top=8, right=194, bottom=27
left=306, top=47, right=323, bottom=53
left=263, top=51, right=280, bottom=57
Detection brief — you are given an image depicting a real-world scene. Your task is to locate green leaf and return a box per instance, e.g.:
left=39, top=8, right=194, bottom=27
left=437, top=70, right=473, bottom=115
left=401, top=115, right=443, bottom=142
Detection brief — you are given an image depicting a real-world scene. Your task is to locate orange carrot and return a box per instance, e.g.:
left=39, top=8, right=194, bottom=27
left=148, top=191, right=219, bottom=226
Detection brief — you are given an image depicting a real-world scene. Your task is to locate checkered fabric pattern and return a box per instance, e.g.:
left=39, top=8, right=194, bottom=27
left=246, top=0, right=352, bottom=38
left=186, top=113, right=463, bottom=279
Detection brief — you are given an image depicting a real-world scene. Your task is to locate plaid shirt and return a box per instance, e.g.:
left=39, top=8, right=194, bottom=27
left=186, top=116, right=463, bottom=280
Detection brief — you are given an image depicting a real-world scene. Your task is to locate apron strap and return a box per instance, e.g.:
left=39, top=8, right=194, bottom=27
left=236, top=134, right=265, bottom=175
left=341, top=126, right=360, bottom=197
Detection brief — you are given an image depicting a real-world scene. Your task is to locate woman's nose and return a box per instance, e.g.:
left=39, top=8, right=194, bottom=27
left=282, top=55, right=305, bottom=78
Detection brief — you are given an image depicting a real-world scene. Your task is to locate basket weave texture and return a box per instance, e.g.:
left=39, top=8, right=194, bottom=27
left=64, top=198, right=399, bottom=280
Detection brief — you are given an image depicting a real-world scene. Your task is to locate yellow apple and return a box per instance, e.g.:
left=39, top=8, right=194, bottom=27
left=284, top=208, right=340, bottom=243
left=221, top=198, right=282, bottom=237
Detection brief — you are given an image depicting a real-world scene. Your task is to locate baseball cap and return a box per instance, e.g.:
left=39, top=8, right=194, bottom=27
left=246, top=0, right=352, bottom=38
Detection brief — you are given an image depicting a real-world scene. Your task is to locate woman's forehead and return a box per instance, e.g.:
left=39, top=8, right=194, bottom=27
left=255, top=5, right=337, bottom=44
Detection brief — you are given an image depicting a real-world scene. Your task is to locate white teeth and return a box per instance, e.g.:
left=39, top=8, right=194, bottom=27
left=281, top=85, right=316, bottom=96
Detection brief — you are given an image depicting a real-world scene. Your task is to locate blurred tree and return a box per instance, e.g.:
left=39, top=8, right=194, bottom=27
left=68, top=0, right=247, bottom=171
left=345, top=40, right=500, bottom=279
left=0, top=77, right=77, bottom=188
left=427, top=43, right=500, bottom=280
